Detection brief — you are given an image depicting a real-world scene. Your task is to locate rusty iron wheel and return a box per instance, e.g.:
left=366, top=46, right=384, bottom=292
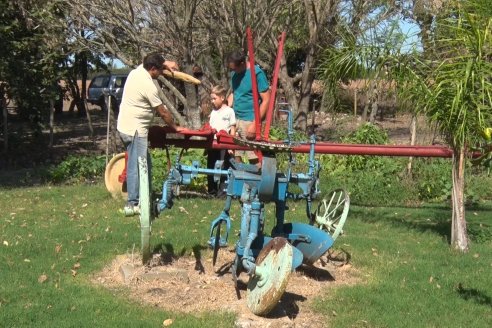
left=104, top=152, right=127, bottom=199
left=246, top=237, right=293, bottom=316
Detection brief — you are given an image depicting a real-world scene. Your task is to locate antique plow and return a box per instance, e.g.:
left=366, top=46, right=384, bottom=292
left=134, top=109, right=350, bottom=315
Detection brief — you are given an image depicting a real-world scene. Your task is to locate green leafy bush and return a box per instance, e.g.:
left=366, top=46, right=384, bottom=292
left=412, top=159, right=452, bottom=201
left=339, top=123, right=390, bottom=171
left=467, top=223, right=492, bottom=243
left=342, top=123, right=389, bottom=145
left=47, top=155, right=106, bottom=183
left=150, top=147, right=208, bottom=194
left=269, top=125, right=308, bottom=142
left=319, top=158, right=418, bottom=207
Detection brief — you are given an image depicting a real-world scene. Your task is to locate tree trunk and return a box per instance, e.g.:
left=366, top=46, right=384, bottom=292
left=110, top=113, right=119, bottom=154
left=156, top=78, right=187, bottom=127
left=49, top=99, right=55, bottom=148
left=105, top=96, right=120, bottom=163
left=76, top=45, right=89, bottom=117
left=2, top=97, right=7, bottom=151
left=278, top=53, right=300, bottom=119
left=369, top=80, right=379, bottom=123
left=451, top=147, right=469, bottom=252
left=69, top=99, right=76, bottom=113
left=84, top=99, right=94, bottom=142
left=105, top=96, right=110, bottom=163
left=276, top=0, right=336, bottom=131
left=354, top=89, right=358, bottom=116
left=407, top=114, right=417, bottom=176
left=362, top=88, right=371, bottom=122
left=369, top=94, right=378, bottom=123
left=183, top=65, right=201, bottom=129
left=80, top=50, right=88, bottom=112
left=296, top=51, right=315, bottom=131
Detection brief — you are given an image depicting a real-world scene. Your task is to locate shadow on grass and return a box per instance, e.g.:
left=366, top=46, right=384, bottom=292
left=350, top=206, right=452, bottom=242
left=0, top=168, right=48, bottom=188
left=351, top=203, right=492, bottom=243
left=350, top=202, right=492, bottom=212
left=457, top=284, right=492, bottom=308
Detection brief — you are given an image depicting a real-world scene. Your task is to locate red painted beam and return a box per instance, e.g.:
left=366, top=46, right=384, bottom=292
left=148, top=127, right=457, bottom=158
left=246, top=27, right=261, bottom=141
left=263, top=32, right=286, bottom=140
left=289, top=143, right=454, bottom=157
left=211, top=140, right=454, bottom=157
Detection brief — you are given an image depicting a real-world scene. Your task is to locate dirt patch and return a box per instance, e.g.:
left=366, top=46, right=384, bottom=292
left=93, top=248, right=360, bottom=327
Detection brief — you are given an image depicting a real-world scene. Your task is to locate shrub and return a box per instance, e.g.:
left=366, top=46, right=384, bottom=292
left=319, top=159, right=418, bottom=207
left=150, top=147, right=208, bottom=194
left=269, top=125, right=308, bottom=142
left=342, top=123, right=389, bottom=145
left=339, top=123, right=390, bottom=171
left=47, top=155, right=106, bottom=183
left=411, top=158, right=452, bottom=202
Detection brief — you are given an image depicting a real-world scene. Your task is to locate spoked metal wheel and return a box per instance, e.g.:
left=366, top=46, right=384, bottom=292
left=138, top=156, right=152, bottom=265
left=311, top=189, right=350, bottom=241
left=104, top=152, right=127, bottom=199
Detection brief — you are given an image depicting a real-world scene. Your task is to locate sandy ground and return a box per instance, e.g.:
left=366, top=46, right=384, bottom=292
left=93, top=248, right=360, bottom=327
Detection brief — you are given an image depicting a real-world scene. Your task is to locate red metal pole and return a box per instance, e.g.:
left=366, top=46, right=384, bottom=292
left=263, top=32, right=286, bottom=140
left=289, top=143, right=454, bottom=157
left=209, top=141, right=454, bottom=157
left=146, top=126, right=460, bottom=158
left=246, top=27, right=261, bottom=141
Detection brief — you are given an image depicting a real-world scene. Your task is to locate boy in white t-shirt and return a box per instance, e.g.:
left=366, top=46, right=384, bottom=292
left=207, top=85, right=236, bottom=196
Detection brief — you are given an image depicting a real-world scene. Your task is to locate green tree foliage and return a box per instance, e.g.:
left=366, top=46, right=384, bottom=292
left=319, top=0, right=492, bottom=252
left=0, top=1, right=67, bottom=121
left=395, top=0, right=492, bottom=251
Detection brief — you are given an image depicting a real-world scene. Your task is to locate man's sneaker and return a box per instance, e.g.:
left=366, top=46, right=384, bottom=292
left=120, top=204, right=140, bottom=217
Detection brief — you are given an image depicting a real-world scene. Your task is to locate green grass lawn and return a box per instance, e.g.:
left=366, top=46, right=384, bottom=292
left=317, top=205, right=492, bottom=328
left=0, top=183, right=491, bottom=327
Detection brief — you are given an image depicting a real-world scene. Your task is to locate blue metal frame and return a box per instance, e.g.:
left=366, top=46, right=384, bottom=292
left=156, top=109, right=338, bottom=276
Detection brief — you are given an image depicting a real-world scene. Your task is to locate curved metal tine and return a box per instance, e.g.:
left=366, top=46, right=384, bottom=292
left=232, top=256, right=241, bottom=300
left=212, top=221, right=222, bottom=266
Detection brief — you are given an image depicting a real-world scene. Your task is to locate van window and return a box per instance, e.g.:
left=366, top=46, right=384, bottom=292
left=114, top=76, right=127, bottom=88
left=90, top=76, right=110, bottom=88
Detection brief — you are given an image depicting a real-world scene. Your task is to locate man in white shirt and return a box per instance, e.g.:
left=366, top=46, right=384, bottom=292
left=117, top=53, right=185, bottom=213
